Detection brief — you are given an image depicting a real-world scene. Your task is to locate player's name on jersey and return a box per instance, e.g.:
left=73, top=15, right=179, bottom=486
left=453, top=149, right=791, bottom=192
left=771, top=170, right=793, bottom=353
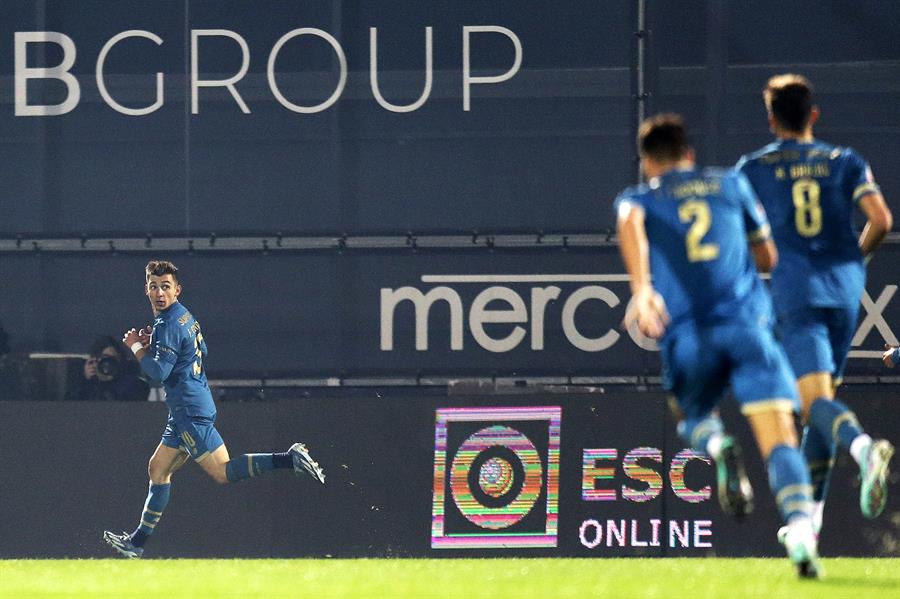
left=774, top=162, right=831, bottom=180
left=670, top=179, right=721, bottom=198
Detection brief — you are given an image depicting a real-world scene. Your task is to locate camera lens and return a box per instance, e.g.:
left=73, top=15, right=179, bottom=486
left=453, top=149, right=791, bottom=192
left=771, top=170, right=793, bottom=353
left=97, top=355, right=120, bottom=377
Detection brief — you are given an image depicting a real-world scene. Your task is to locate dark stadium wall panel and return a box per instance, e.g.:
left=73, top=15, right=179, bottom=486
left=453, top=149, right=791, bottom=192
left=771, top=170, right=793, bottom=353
left=0, top=389, right=896, bottom=558
left=0, top=0, right=635, bottom=236
left=2, top=0, right=899, bottom=382
left=2, top=244, right=899, bottom=379
left=0, top=0, right=897, bottom=238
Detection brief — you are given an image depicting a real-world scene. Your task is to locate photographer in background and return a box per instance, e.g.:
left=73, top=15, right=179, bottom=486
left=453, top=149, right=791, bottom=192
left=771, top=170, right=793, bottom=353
left=66, top=335, right=149, bottom=401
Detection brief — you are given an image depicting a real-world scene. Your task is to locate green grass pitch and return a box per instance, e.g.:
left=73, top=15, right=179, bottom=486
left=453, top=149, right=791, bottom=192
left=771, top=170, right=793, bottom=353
left=1, top=558, right=897, bottom=598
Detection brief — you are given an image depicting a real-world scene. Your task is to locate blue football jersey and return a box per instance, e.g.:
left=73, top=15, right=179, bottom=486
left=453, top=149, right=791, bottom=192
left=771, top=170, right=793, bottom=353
left=144, top=301, right=215, bottom=417
left=736, top=140, right=878, bottom=314
left=615, top=167, right=774, bottom=331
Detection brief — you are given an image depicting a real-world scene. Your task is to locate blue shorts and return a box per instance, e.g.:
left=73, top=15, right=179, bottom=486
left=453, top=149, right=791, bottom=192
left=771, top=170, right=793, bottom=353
left=661, top=320, right=799, bottom=420
left=777, top=305, right=858, bottom=383
left=160, top=407, right=224, bottom=462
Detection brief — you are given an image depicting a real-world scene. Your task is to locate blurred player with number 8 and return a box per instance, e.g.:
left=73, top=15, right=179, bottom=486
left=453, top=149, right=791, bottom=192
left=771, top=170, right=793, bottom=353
left=737, top=74, right=894, bottom=541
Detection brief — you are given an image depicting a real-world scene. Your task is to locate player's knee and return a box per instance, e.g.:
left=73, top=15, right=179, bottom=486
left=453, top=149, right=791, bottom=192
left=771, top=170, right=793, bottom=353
left=148, top=453, right=176, bottom=483
left=746, top=408, right=797, bottom=459
left=206, top=464, right=229, bottom=485
left=148, top=462, right=170, bottom=484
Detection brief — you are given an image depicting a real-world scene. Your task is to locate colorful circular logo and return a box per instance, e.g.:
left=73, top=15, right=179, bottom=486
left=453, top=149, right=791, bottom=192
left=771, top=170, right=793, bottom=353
left=450, top=425, right=543, bottom=529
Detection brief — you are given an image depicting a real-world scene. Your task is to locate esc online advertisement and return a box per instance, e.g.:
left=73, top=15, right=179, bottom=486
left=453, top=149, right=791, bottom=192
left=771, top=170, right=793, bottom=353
left=431, top=406, right=715, bottom=552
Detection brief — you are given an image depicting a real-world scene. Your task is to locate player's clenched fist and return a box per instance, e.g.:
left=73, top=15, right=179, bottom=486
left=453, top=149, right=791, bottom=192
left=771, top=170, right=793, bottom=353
left=123, top=326, right=153, bottom=348
left=624, top=287, right=669, bottom=339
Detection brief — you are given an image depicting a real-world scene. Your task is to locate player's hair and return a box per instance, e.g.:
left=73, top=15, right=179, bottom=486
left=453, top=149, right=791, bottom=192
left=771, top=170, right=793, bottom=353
left=638, top=113, right=690, bottom=162
left=764, top=74, right=814, bottom=133
left=145, top=260, right=179, bottom=282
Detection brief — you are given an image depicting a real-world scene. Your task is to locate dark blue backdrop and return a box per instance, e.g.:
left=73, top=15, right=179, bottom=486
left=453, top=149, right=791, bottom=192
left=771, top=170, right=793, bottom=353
left=1, top=1, right=898, bottom=377
left=1, top=1, right=896, bottom=236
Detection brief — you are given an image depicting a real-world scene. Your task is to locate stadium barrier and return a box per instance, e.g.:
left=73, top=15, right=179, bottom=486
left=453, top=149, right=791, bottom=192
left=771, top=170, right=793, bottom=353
left=1, top=387, right=895, bottom=558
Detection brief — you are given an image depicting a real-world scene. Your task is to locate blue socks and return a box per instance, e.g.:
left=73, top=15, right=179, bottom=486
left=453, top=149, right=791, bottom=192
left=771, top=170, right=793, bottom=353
left=806, top=397, right=864, bottom=501
left=128, top=451, right=293, bottom=548
left=679, top=415, right=817, bottom=523
left=131, top=482, right=171, bottom=547
left=767, top=444, right=813, bottom=522
left=272, top=452, right=293, bottom=469
left=800, top=423, right=833, bottom=502
left=225, top=452, right=292, bottom=483
left=808, top=397, right=864, bottom=451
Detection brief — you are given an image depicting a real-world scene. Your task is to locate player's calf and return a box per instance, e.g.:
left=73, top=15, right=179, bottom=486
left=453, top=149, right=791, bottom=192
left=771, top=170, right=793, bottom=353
left=222, top=444, right=324, bottom=483
left=766, top=444, right=821, bottom=578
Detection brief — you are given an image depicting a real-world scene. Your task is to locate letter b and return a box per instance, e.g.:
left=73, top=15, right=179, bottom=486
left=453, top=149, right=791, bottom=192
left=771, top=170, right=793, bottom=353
left=15, top=32, right=81, bottom=116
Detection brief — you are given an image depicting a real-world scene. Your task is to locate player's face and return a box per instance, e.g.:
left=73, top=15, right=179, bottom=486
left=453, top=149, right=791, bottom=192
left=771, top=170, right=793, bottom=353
left=146, top=274, right=181, bottom=312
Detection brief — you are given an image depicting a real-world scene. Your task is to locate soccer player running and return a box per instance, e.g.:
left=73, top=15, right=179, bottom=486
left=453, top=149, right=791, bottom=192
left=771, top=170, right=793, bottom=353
left=736, top=74, right=894, bottom=539
left=617, top=114, right=821, bottom=577
left=103, top=260, right=325, bottom=558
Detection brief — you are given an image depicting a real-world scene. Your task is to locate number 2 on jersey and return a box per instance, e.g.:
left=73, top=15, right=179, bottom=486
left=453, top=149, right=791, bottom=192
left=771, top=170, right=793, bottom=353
left=193, top=332, right=204, bottom=376
left=678, top=199, right=720, bottom=262
left=792, top=178, right=822, bottom=237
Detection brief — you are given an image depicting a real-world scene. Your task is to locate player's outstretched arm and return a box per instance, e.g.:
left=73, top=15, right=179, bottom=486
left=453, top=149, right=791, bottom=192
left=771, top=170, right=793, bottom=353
left=617, top=202, right=652, bottom=296
left=617, top=202, right=669, bottom=339
left=858, top=192, right=893, bottom=257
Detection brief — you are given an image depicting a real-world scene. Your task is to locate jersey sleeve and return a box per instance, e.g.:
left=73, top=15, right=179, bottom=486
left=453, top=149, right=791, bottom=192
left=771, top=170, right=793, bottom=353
left=844, top=149, right=880, bottom=204
left=734, top=172, right=771, bottom=243
left=140, top=322, right=178, bottom=384
left=614, top=187, right=647, bottom=221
